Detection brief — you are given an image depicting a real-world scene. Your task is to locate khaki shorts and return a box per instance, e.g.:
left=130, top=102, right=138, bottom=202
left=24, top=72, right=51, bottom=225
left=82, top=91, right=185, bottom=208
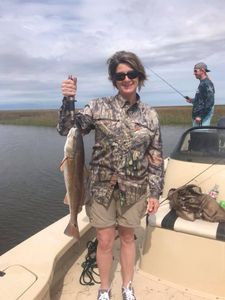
left=85, top=187, right=147, bottom=228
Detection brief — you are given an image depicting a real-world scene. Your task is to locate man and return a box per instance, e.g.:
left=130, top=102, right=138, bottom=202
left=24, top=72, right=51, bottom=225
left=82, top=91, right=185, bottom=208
left=186, top=62, right=215, bottom=126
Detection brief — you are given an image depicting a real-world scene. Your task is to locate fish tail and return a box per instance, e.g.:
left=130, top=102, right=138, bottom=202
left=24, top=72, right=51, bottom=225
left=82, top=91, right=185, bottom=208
left=64, top=222, right=80, bottom=240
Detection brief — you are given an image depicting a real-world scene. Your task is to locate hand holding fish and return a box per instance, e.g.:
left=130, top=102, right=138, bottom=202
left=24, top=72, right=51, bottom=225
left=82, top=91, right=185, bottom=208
left=61, top=76, right=77, bottom=97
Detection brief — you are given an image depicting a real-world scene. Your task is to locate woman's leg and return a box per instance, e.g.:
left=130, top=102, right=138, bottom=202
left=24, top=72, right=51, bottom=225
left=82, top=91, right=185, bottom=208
left=96, top=226, right=116, bottom=289
left=118, top=226, right=136, bottom=287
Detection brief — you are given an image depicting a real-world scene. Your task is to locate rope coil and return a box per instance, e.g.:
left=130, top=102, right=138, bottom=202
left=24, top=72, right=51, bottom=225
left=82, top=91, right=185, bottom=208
left=79, top=238, right=100, bottom=285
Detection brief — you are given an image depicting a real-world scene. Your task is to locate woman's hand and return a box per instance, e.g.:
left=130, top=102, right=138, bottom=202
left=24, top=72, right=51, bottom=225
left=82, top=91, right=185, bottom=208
left=61, top=76, right=77, bottom=97
left=147, top=197, right=160, bottom=214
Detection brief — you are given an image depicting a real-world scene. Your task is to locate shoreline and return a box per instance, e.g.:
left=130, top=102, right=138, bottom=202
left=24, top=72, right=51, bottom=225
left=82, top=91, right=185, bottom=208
left=0, top=105, right=225, bottom=126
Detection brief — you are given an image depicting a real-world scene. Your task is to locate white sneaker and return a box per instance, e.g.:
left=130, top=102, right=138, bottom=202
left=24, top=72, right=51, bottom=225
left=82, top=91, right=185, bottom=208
left=122, top=281, right=136, bottom=300
left=97, top=289, right=111, bottom=300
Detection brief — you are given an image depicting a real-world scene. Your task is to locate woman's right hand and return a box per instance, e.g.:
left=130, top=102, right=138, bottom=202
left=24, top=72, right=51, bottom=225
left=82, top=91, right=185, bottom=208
left=61, top=76, right=77, bottom=97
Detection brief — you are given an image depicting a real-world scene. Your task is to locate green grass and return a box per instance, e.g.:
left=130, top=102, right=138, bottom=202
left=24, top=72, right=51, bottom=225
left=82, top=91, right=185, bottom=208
left=0, top=105, right=225, bottom=127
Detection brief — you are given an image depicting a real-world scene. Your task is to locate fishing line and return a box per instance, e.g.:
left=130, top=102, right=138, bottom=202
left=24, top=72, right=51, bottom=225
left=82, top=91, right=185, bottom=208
left=148, top=67, right=187, bottom=99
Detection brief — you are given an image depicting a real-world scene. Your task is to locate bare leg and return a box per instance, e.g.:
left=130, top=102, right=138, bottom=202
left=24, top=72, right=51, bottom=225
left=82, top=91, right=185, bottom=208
left=118, top=226, right=135, bottom=287
left=96, top=226, right=116, bottom=289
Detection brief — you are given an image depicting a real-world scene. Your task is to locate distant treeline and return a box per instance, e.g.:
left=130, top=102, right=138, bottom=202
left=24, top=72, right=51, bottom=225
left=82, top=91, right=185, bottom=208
left=0, top=105, right=225, bottom=127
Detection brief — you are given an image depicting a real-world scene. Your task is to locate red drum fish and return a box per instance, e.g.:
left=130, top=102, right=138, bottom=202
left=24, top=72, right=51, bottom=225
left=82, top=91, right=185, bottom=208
left=60, top=126, right=85, bottom=240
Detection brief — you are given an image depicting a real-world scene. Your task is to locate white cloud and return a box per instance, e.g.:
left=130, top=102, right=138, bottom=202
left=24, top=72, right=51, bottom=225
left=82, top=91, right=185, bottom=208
left=0, top=0, right=225, bottom=109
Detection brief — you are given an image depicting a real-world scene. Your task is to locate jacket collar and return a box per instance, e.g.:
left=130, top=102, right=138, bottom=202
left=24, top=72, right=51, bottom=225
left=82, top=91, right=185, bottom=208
left=116, top=93, right=140, bottom=108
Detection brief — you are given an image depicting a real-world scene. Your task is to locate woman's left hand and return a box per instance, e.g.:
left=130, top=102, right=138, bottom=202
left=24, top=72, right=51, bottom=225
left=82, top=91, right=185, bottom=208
left=147, top=197, right=160, bottom=214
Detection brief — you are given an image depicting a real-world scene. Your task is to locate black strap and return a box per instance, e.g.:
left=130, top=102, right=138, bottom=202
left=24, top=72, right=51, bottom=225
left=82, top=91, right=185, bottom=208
left=216, top=222, right=225, bottom=241
left=161, top=209, right=178, bottom=229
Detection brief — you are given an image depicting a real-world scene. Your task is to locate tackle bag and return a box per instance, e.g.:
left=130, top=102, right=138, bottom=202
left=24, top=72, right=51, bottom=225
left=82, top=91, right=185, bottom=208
left=168, top=184, right=225, bottom=222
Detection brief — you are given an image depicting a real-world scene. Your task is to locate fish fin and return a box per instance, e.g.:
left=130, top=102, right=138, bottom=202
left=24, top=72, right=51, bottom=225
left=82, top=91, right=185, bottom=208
left=64, top=194, right=69, bottom=205
left=64, top=223, right=80, bottom=240
left=59, top=157, right=68, bottom=171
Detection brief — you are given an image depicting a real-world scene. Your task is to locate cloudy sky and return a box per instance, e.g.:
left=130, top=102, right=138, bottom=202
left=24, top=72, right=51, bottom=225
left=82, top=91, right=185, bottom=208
left=0, top=0, right=225, bottom=110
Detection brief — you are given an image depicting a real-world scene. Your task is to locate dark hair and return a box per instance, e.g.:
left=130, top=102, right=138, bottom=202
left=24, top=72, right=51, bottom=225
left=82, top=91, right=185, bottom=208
left=107, top=51, right=147, bottom=90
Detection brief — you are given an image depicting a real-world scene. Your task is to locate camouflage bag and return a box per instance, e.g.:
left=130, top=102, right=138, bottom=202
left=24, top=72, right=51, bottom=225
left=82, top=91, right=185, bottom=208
left=168, top=184, right=225, bottom=222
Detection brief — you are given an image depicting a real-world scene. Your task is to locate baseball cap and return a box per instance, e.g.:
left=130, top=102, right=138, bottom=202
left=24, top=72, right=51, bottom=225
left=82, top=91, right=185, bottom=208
left=194, top=62, right=210, bottom=72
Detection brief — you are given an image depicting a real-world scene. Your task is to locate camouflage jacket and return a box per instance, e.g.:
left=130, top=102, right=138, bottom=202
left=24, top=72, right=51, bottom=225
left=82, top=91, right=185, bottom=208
left=57, top=93, right=164, bottom=208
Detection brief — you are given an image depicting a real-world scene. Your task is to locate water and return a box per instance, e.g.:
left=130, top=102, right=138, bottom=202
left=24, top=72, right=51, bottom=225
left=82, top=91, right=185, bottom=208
left=0, top=124, right=188, bottom=255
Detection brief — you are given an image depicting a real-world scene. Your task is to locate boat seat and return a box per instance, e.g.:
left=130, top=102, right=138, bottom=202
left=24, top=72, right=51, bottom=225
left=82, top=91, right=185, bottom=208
left=147, top=200, right=225, bottom=241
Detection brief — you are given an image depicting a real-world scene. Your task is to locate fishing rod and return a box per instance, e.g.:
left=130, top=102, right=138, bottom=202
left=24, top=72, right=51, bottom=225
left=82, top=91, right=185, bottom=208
left=148, top=67, right=188, bottom=99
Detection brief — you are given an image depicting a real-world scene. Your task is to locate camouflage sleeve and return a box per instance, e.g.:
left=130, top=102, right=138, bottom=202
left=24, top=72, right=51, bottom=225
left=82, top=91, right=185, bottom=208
left=147, top=113, right=164, bottom=199
left=57, top=97, right=95, bottom=136
left=57, top=97, right=75, bottom=136
left=77, top=103, right=95, bottom=134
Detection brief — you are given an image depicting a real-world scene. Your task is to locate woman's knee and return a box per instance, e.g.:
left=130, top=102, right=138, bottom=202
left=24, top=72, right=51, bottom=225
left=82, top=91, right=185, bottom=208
left=118, top=226, right=135, bottom=245
left=96, top=227, right=115, bottom=251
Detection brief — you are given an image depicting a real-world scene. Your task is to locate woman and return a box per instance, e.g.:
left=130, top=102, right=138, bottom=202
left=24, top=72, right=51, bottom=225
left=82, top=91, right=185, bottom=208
left=57, top=51, right=164, bottom=300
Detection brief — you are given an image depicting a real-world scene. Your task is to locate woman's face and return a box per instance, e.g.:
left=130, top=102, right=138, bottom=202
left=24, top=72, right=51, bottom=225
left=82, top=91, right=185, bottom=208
left=114, top=63, right=139, bottom=99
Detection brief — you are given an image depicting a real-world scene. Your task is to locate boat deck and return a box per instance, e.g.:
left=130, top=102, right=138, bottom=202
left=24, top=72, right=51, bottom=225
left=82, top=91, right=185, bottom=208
left=52, top=222, right=219, bottom=300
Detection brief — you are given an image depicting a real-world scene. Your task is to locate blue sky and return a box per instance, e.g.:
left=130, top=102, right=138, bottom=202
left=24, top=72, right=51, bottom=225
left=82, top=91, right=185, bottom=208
left=0, top=0, right=225, bottom=109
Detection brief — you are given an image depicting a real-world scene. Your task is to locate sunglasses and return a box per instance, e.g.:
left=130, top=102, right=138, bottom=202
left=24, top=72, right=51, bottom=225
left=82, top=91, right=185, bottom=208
left=114, top=70, right=139, bottom=81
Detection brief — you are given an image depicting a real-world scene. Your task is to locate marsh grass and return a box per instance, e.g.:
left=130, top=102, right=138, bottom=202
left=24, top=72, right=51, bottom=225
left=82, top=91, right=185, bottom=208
left=0, top=109, right=58, bottom=127
left=156, top=105, right=225, bottom=125
left=0, top=105, right=225, bottom=127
